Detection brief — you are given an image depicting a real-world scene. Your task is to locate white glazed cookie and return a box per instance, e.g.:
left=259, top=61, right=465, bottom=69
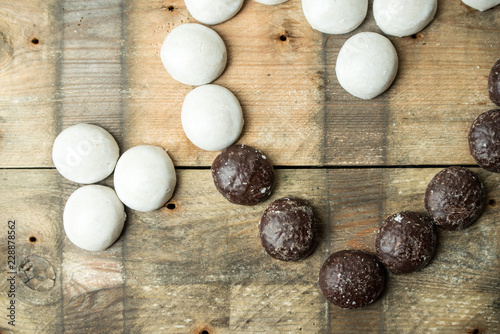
left=160, top=23, right=227, bottom=86
left=336, top=32, right=398, bottom=100
left=462, top=0, right=500, bottom=11
left=52, top=123, right=119, bottom=184
left=182, top=84, right=244, bottom=151
left=63, top=185, right=126, bottom=252
left=114, top=145, right=177, bottom=212
left=302, top=0, right=368, bottom=35
left=254, top=0, right=289, bottom=5
left=185, top=0, right=244, bottom=25
left=373, top=0, right=438, bottom=37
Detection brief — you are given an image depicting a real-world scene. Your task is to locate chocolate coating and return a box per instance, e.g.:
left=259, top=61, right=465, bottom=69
left=318, top=250, right=385, bottom=309
left=489, top=58, right=500, bottom=106
left=376, top=211, right=437, bottom=274
left=259, top=197, right=319, bottom=261
left=468, top=109, right=500, bottom=172
left=211, top=144, right=274, bottom=205
left=425, top=167, right=485, bottom=230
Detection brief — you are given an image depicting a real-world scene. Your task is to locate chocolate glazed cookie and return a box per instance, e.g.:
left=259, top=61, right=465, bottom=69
left=259, top=197, right=319, bottom=261
left=376, top=211, right=437, bottom=274
left=468, top=109, right=500, bottom=172
left=489, top=58, right=500, bottom=106
left=319, top=250, right=385, bottom=309
left=425, top=167, right=485, bottom=230
left=211, top=144, right=274, bottom=205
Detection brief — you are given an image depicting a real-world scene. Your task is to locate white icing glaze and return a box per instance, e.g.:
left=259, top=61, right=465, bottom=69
left=52, top=123, right=119, bottom=184
left=336, top=32, right=398, bottom=100
left=462, top=0, right=500, bottom=11
left=64, top=185, right=126, bottom=251
left=302, top=0, right=368, bottom=35
left=373, top=0, right=438, bottom=37
left=160, top=23, right=227, bottom=86
left=114, top=145, right=176, bottom=212
left=254, top=0, right=289, bottom=5
left=185, top=0, right=244, bottom=25
left=182, top=84, right=244, bottom=151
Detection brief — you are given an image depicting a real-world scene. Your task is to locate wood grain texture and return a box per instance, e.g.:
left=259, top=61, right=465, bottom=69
left=3, top=0, right=498, bottom=167
left=1, top=0, right=500, bottom=333
left=59, top=0, right=125, bottom=145
left=2, top=168, right=497, bottom=333
left=0, top=0, right=60, bottom=168
left=0, top=170, right=63, bottom=333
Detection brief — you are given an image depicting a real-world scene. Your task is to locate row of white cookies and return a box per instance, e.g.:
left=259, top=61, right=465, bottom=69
left=160, top=1, right=438, bottom=107
left=185, top=0, right=499, bottom=32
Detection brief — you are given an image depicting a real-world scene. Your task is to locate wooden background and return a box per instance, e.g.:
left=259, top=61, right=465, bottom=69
left=0, top=0, right=499, bottom=333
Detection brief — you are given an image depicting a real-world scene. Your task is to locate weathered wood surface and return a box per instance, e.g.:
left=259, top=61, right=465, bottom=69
left=0, top=0, right=499, bottom=167
left=0, top=168, right=499, bottom=333
left=1, top=0, right=500, bottom=333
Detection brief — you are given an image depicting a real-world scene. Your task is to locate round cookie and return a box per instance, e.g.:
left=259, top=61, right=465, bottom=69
left=185, top=0, right=244, bottom=25
left=182, top=84, right=244, bottom=151
left=254, top=0, right=289, bottom=4
left=335, top=32, right=398, bottom=100
left=114, top=145, right=176, bottom=212
left=319, top=250, right=385, bottom=309
left=302, top=0, right=368, bottom=35
left=489, top=58, right=500, bottom=106
left=469, top=109, right=500, bottom=172
left=160, top=23, right=227, bottom=86
left=259, top=197, right=319, bottom=261
left=373, top=0, right=437, bottom=37
left=211, top=144, right=274, bottom=205
left=462, top=0, right=500, bottom=11
left=425, top=167, right=485, bottom=230
left=52, top=123, right=119, bottom=184
left=64, top=185, right=126, bottom=252
left=376, top=211, right=437, bottom=274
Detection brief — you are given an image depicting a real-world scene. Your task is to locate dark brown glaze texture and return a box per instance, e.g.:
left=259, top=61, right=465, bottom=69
left=489, top=58, right=500, bottom=106
left=318, top=250, right=385, bottom=309
left=424, top=167, right=485, bottom=230
left=259, top=197, right=319, bottom=261
left=376, top=211, right=437, bottom=274
left=468, top=109, right=500, bottom=173
left=211, top=144, right=275, bottom=205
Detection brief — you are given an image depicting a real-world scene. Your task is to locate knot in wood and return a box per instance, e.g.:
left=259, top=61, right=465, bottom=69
left=18, top=255, right=56, bottom=291
left=0, top=30, right=14, bottom=70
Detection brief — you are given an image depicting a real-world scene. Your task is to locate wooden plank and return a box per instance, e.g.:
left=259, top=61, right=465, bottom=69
left=0, top=168, right=499, bottom=332
left=0, top=0, right=60, bottom=168
left=58, top=0, right=125, bottom=145
left=1, top=0, right=500, bottom=167
left=55, top=1, right=128, bottom=331
left=0, top=170, right=63, bottom=333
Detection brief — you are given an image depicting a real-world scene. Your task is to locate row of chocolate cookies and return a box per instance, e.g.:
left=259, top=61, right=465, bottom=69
left=318, top=57, right=500, bottom=309
left=211, top=146, right=486, bottom=310
left=319, top=165, right=486, bottom=310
